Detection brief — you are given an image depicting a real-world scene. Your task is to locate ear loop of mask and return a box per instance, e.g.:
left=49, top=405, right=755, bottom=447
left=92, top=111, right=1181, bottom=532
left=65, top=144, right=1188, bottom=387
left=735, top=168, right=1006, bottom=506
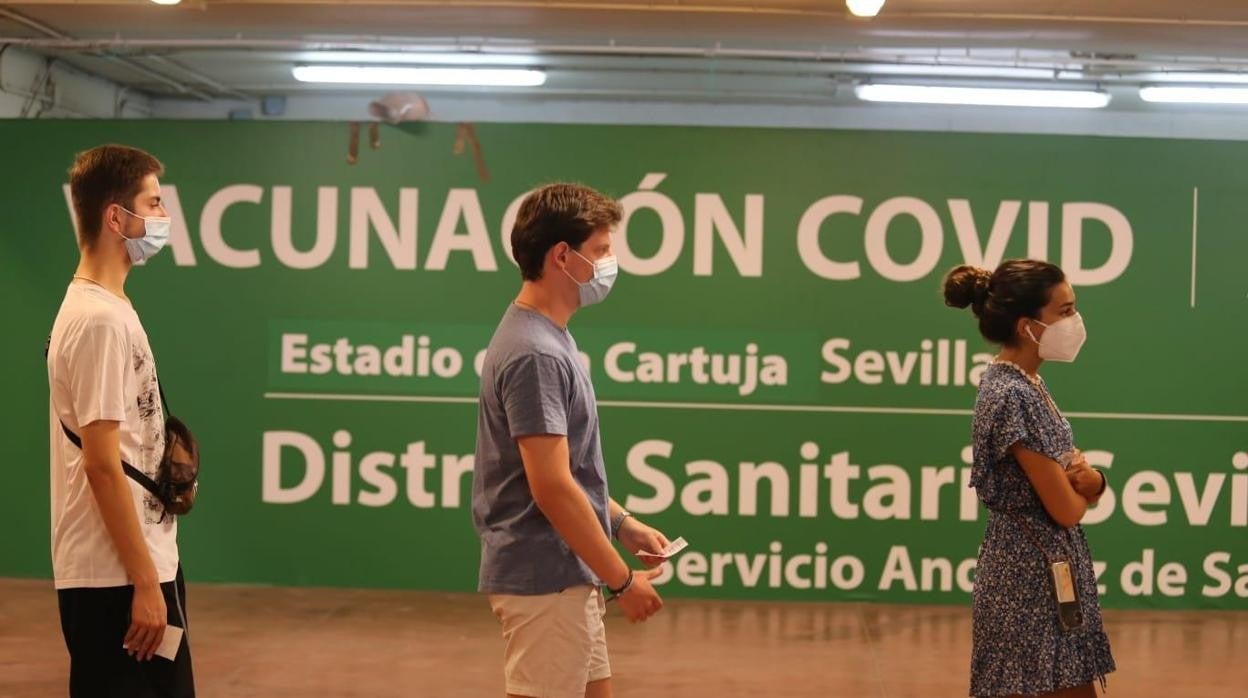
left=561, top=246, right=595, bottom=284
left=1024, top=318, right=1048, bottom=345
left=117, top=205, right=153, bottom=241
left=114, top=206, right=137, bottom=241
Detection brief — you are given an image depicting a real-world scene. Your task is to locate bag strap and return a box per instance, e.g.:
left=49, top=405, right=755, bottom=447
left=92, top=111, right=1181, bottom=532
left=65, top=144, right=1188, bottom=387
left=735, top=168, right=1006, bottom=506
left=45, top=334, right=169, bottom=502
left=1006, top=511, right=1059, bottom=562
left=59, top=421, right=164, bottom=501
left=158, top=381, right=172, bottom=418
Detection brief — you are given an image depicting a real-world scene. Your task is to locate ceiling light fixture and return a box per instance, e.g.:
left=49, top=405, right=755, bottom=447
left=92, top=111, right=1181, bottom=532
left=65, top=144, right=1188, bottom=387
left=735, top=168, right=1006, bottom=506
left=852, top=64, right=1058, bottom=79
left=846, top=0, right=885, bottom=18
left=855, top=84, right=1110, bottom=108
left=292, top=65, right=547, bottom=87
left=297, top=52, right=539, bottom=66
left=1139, top=86, right=1248, bottom=105
left=1138, top=72, right=1248, bottom=85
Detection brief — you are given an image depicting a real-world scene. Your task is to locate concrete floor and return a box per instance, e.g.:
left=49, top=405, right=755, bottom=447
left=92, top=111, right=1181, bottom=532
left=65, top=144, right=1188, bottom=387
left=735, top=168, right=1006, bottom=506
left=1, top=578, right=1244, bottom=697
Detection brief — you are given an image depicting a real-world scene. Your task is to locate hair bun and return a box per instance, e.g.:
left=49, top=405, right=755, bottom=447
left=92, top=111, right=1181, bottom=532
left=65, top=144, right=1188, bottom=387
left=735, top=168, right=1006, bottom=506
left=942, top=265, right=992, bottom=310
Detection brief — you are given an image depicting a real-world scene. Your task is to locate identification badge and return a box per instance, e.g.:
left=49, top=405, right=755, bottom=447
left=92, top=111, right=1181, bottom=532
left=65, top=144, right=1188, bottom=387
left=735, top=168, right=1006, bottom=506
left=1050, top=559, right=1084, bottom=631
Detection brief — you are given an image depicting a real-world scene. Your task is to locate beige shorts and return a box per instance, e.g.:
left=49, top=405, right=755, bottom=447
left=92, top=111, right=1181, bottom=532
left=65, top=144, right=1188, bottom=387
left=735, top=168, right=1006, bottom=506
left=487, top=585, right=611, bottom=698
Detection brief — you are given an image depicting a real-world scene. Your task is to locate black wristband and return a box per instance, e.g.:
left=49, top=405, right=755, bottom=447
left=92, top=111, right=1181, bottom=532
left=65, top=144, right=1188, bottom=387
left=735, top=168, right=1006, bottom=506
left=607, top=568, right=635, bottom=598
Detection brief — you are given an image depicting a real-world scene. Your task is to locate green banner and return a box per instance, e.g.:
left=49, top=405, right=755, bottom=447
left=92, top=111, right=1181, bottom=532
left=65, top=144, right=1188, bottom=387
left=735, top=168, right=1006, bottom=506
left=1, top=121, right=1244, bottom=609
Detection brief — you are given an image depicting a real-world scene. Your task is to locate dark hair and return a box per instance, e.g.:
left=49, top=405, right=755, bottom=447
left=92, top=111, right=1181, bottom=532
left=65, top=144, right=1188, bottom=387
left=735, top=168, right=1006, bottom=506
left=510, top=183, right=623, bottom=281
left=68, top=144, right=165, bottom=248
left=942, top=259, right=1065, bottom=345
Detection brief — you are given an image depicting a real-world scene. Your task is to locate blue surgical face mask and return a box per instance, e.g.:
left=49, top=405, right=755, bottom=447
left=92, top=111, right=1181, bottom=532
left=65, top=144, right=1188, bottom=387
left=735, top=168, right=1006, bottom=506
left=118, top=206, right=171, bottom=264
left=563, top=249, right=619, bottom=307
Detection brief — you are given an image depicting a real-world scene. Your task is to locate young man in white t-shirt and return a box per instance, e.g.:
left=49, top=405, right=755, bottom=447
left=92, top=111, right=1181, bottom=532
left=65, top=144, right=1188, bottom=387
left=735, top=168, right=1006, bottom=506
left=47, top=144, right=194, bottom=696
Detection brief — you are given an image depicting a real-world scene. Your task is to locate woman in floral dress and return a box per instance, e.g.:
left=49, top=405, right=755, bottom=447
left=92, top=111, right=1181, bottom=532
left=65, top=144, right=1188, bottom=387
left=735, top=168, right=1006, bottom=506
left=943, top=259, right=1116, bottom=698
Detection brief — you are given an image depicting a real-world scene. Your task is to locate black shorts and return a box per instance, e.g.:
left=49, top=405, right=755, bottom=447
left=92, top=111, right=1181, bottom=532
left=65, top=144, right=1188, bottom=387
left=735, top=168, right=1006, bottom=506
left=57, top=565, right=195, bottom=698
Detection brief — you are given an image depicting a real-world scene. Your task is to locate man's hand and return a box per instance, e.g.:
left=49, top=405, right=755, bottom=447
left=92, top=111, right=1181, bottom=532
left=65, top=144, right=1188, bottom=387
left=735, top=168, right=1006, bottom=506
left=124, top=583, right=167, bottom=662
left=617, top=517, right=671, bottom=568
left=615, top=568, right=664, bottom=623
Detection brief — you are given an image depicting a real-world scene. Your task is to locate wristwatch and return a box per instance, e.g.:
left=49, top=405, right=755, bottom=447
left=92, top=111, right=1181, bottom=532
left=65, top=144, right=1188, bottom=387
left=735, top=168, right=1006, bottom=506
left=610, top=510, right=633, bottom=540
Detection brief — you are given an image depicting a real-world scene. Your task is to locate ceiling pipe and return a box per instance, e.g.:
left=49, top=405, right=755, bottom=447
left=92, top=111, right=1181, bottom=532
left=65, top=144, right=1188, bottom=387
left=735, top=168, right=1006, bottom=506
left=0, top=7, right=216, bottom=99
left=10, top=0, right=1248, bottom=27
left=143, top=53, right=249, bottom=99
left=1, top=35, right=1248, bottom=78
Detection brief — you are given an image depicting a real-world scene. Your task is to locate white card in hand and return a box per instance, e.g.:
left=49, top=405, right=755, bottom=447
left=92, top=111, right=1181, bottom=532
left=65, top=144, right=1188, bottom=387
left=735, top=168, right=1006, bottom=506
left=639, top=537, right=689, bottom=559
left=154, top=625, right=184, bottom=661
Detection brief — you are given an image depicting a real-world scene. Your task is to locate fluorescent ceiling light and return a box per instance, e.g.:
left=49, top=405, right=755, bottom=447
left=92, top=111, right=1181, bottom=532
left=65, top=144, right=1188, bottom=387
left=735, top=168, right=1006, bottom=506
left=292, top=65, right=547, bottom=87
left=150, top=0, right=181, bottom=4
left=855, top=84, right=1110, bottom=108
left=297, top=51, right=539, bottom=66
left=846, top=0, right=885, bottom=18
left=852, top=64, right=1058, bottom=79
left=1138, top=72, right=1248, bottom=85
left=1139, top=86, right=1248, bottom=104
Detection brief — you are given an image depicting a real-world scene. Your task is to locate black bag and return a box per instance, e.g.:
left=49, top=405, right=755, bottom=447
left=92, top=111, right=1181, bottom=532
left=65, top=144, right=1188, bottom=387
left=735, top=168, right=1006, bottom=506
left=58, top=388, right=199, bottom=521
left=47, top=338, right=199, bottom=520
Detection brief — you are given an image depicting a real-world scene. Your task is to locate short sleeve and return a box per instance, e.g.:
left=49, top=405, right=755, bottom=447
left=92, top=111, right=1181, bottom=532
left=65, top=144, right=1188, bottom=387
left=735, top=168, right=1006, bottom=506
left=970, top=382, right=1047, bottom=507
left=499, top=353, right=573, bottom=439
left=979, top=384, right=1043, bottom=465
left=63, top=318, right=129, bottom=428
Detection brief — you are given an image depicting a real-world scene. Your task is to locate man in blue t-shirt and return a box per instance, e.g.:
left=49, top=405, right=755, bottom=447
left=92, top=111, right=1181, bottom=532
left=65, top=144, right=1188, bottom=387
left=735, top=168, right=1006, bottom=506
left=472, top=183, right=668, bottom=698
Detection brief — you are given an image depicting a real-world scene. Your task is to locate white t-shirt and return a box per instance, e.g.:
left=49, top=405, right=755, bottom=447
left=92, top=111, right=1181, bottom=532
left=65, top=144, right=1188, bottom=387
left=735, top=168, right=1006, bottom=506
left=47, top=282, right=179, bottom=589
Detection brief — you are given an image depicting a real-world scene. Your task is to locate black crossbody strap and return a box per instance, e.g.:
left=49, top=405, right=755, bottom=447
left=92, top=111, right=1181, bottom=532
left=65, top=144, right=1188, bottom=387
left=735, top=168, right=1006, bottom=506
left=58, top=421, right=163, bottom=501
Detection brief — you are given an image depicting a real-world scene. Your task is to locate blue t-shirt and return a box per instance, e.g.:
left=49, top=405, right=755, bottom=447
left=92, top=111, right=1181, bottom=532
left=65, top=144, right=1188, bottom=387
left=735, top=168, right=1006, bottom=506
left=472, top=304, right=610, bottom=595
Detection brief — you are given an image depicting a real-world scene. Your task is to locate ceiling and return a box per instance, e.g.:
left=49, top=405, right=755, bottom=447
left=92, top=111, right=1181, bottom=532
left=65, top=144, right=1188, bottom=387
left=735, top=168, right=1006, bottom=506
left=6, top=1, right=1248, bottom=104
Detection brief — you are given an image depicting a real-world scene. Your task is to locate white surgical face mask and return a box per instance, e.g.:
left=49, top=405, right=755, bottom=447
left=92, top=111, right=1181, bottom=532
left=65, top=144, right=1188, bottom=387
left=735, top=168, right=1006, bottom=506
left=1026, top=313, right=1087, bottom=362
left=563, top=249, right=619, bottom=307
left=118, top=206, right=171, bottom=264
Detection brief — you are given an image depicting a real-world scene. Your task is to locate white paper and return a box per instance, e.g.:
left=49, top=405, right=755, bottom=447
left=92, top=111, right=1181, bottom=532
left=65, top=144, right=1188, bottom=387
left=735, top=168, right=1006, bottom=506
left=638, top=536, right=689, bottom=559
left=154, top=625, right=184, bottom=661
